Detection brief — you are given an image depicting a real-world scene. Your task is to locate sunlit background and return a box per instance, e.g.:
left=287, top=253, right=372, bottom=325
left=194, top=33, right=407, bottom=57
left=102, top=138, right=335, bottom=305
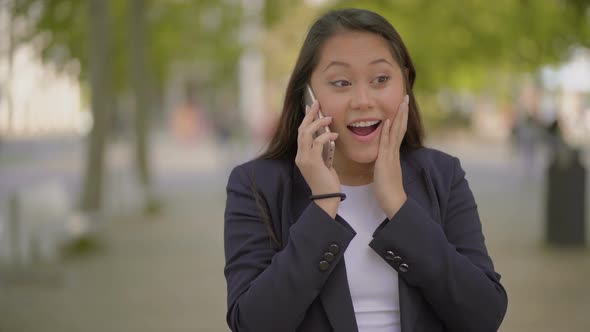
left=1, top=0, right=589, bottom=331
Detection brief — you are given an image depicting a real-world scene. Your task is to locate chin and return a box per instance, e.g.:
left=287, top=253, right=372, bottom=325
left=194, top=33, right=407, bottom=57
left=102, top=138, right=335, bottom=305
left=347, top=149, right=378, bottom=164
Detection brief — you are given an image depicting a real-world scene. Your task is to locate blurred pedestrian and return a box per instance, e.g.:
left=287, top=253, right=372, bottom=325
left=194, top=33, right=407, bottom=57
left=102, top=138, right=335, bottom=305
left=224, top=8, right=507, bottom=332
left=511, top=85, right=547, bottom=179
left=172, top=99, right=214, bottom=145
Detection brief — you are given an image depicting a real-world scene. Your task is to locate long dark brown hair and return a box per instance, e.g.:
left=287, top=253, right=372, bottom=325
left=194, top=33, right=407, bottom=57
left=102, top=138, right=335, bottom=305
left=259, top=8, right=424, bottom=161
left=251, top=8, right=425, bottom=248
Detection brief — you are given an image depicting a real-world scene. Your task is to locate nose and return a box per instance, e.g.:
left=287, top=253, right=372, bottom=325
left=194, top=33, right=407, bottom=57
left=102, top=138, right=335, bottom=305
left=349, top=84, right=373, bottom=111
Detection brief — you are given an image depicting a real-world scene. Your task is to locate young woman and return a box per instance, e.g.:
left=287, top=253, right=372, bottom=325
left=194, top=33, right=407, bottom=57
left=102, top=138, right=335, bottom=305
left=224, top=8, right=507, bottom=332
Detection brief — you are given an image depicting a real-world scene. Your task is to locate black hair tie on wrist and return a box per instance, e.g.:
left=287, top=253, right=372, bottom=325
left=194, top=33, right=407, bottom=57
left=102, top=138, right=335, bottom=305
left=309, top=193, right=347, bottom=201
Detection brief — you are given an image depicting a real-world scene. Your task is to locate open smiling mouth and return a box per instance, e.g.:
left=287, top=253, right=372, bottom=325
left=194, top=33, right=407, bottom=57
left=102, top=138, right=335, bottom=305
left=347, top=120, right=382, bottom=136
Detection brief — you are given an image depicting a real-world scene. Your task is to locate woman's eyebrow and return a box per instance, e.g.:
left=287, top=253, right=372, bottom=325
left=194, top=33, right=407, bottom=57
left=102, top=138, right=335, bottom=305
left=370, top=58, right=394, bottom=67
left=323, top=61, right=349, bottom=72
left=323, top=58, right=394, bottom=72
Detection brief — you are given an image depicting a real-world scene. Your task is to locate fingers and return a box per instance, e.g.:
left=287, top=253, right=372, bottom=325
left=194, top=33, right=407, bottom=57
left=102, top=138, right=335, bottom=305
left=300, top=100, right=319, bottom=128
left=298, top=116, right=332, bottom=148
left=299, top=100, right=331, bottom=140
left=297, top=100, right=337, bottom=165
left=379, top=118, right=391, bottom=156
left=398, top=96, right=409, bottom=143
left=390, top=94, right=409, bottom=149
left=379, top=94, right=409, bottom=158
left=312, top=131, right=339, bottom=153
left=297, top=129, right=338, bottom=169
left=299, top=100, right=319, bottom=146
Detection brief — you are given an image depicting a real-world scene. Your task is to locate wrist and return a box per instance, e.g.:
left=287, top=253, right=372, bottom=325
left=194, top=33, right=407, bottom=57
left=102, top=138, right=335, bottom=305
left=310, top=192, right=346, bottom=201
left=315, top=198, right=340, bottom=219
left=385, top=194, right=407, bottom=219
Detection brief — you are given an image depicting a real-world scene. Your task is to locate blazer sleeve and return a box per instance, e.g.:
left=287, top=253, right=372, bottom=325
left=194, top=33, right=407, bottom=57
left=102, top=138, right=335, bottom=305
left=368, top=157, right=507, bottom=332
left=224, top=164, right=356, bottom=332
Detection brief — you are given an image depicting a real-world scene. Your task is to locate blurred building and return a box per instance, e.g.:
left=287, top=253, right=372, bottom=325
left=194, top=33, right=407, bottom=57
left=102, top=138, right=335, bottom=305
left=0, top=4, right=90, bottom=138
left=541, top=47, right=590, bottom=147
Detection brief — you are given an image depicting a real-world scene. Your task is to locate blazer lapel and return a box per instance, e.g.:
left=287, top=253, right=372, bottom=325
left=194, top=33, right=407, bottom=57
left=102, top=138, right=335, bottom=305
left=319, top=259, right=359, bottom=332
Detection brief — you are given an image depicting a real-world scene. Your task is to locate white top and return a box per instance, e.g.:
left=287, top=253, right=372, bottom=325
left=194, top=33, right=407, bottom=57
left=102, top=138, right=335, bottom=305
left=339, top=183, right=401, bottom=332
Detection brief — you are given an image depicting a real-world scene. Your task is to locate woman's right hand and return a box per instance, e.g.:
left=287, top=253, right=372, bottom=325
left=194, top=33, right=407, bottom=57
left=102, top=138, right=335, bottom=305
left=295, top=100, right=341, bottom=218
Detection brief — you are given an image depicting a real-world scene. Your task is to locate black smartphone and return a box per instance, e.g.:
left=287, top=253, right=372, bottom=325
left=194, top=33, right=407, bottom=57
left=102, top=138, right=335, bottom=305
left=304, top=84, right=335, bottom=168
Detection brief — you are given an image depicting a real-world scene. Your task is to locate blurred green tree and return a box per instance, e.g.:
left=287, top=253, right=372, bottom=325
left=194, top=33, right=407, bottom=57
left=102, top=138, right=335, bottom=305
left=262, top=0, right=590, bottom=129
left=80, top=0, right=113, bottom=213
left=128, top=0, right=156, bottom=214
left=332, top=0, right=590, bottom=91
left=10, top=0, right=245, bottom=214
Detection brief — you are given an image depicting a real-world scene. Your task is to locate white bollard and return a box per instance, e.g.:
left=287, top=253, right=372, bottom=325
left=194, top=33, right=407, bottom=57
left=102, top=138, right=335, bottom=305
left=3, top=180, right=73, bottom=265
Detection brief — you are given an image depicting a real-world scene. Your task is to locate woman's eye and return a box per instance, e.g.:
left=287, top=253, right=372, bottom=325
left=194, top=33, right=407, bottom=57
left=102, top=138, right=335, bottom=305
left=374, top=75, right=390, bottom=84
left=331, top=80, right=351, bottom=87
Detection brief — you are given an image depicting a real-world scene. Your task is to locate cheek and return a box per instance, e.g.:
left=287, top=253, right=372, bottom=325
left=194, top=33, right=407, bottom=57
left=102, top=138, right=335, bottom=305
left=380, top=92, right=403, bottom=117
left=318, top=97, right=345, bottom=115
left=318, top=100, right=346, bottom=125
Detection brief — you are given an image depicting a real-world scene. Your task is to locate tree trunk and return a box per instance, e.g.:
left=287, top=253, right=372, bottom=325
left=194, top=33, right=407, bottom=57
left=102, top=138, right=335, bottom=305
left=129, top=0, right=157, bottom=214
left=5, top=0, right=15, bottom=134
left=80, top=0, right=112, bottom=212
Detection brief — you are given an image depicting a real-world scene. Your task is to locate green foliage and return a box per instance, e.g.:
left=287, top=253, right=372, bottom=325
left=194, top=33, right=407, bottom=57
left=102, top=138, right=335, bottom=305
left=333, top=0, right=590, bottom=92
left=262, top=3, right=323, bottom=80
left=259, top=0, right=589, bottom=128
left=9, top=0, right=590, bottom=123
left=13, top=0, right=88, bottom=75
left=61, top=235, right=104, bottom=258
left=148, top=0, right=243, bottom=88
left=264, top=0, right=301, bottom=26
left=10, top=0, right=245, bottom=94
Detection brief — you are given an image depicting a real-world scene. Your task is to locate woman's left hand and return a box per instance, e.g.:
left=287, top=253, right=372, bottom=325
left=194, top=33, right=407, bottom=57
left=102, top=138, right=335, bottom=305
left=374, top=94, right=409, bottom=219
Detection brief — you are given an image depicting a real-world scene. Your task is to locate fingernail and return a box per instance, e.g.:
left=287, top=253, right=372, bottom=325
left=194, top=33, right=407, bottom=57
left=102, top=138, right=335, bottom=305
left=404, top=94, right=409, bottom=104
left=305, top=105, right=309, bottom=114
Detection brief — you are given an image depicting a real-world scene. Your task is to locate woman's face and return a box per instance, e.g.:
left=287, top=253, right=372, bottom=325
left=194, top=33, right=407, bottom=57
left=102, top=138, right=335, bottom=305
left=309, top=30, right=406, bottom=165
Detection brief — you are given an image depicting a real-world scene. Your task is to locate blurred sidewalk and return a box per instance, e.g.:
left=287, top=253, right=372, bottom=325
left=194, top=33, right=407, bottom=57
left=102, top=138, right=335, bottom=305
left=1, top=133, right=589, bottom=331
left=432, top=134, right=590, bottom=332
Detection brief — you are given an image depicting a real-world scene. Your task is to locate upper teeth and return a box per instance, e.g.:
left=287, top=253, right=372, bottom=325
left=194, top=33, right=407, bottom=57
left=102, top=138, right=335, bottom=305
left=349, top=120, right=380, bottom=128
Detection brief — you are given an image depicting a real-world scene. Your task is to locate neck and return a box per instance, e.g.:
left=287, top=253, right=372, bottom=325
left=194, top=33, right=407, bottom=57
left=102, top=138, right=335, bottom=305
left=333, top=150, right=374, bottom=186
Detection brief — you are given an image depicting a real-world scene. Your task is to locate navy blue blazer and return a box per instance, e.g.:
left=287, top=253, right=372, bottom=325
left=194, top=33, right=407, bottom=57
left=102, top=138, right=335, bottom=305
left=224, top=147, right=507, bottom=332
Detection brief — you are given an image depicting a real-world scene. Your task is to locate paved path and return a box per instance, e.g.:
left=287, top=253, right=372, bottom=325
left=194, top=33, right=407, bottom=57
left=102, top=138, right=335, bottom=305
left=1, top=135, right=589, bottom=331
left=432, top=137, right=590, bottom=332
